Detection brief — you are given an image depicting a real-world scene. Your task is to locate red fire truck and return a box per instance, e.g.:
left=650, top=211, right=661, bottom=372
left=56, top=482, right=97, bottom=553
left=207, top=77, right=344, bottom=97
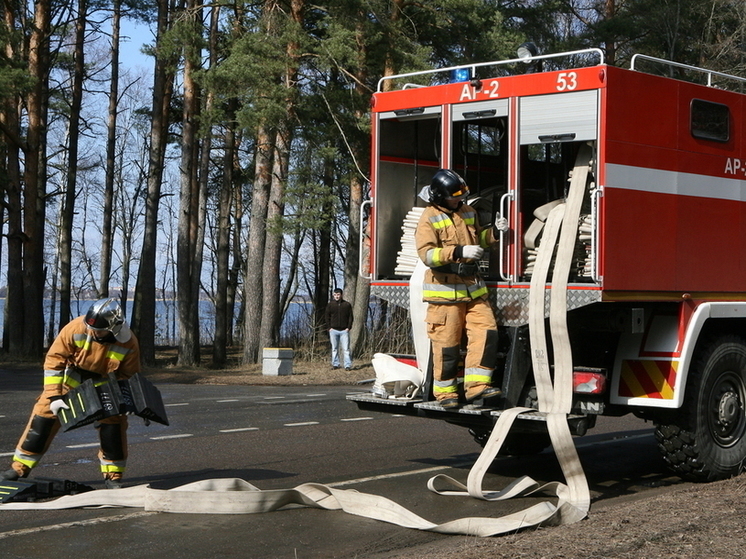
left=349, top=48, right=746, bottom=482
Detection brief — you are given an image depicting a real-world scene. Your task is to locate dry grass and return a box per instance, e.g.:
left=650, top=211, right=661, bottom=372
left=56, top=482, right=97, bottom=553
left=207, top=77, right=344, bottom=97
left=143, top=346, right=376, bottom=387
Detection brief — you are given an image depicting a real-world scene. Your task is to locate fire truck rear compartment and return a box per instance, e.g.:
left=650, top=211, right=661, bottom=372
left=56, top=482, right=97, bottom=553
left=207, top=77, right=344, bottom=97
left=376, top=111, right=595, bottom=283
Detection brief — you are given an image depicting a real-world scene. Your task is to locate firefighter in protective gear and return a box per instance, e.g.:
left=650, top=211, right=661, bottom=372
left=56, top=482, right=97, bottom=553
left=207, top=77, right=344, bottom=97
left=415, top=169, right=507, bottom=409
left=0, top=298, right=141, bottom=489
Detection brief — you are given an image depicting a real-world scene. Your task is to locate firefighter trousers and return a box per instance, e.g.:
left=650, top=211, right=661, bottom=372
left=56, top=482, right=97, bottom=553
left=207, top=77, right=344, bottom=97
left=10, top=384, right=129, bottom=479
left=425, top=298, right=499, bottom=401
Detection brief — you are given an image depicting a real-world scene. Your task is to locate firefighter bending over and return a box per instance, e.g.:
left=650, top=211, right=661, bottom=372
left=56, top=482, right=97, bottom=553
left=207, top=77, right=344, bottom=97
left=0, top=298, right=141, bottom=489
left=415, top=169, right=507, bottom=409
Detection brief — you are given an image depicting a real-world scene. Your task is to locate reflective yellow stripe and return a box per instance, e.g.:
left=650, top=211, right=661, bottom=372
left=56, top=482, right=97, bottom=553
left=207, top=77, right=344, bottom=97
left=100, top=463, right=126, bottom=473
left=13, top=456, right=37, bottom=468
left=479, top=229, right=490, bottom=247
left=426, top=247, right=444, bottom=267
left=464, top=373, right=492, bottom=384
left=106, top=348, right=126, bottom=361
left=423, top=287, right=470, bottom=299
left=62, top=377, right=82, bottom=389
left=429, top=213, right=453, bottom=229
left=470, top=284, right=488, bottom=298
left=43, top=375, right=64, bottom=385
left=433, top=384, right=458, bottom=394
left=73, top=333, right=91, bottom=350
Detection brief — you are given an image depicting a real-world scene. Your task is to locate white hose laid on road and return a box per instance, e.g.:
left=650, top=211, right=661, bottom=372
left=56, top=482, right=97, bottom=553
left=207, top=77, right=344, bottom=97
left=1, top=146, right=594, bottom=537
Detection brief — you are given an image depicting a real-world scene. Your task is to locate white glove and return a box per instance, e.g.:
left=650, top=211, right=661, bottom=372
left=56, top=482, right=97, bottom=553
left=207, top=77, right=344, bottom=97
left=494, top=213, right=508, bottom=232
left=49, top=398, right=70, bottom=416
left=461, top=245, right=484, bottom=260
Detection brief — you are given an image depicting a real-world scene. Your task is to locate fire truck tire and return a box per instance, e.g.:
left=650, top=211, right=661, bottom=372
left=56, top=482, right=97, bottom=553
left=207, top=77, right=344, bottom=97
left=654, top=335, right=746, bottom=482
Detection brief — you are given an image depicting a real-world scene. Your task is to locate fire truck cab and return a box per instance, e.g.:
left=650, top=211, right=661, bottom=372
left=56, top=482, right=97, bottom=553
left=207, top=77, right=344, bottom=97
left=349, top=49, right=746, bottom=482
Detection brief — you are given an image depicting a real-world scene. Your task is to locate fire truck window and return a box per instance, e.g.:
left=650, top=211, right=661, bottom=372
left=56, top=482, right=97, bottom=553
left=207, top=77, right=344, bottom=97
left=527, top=143, right=562, bottom=163
left=462, top=121, right=503, bottom=157
left=379, top=118, right=441, bottom=161
left=691, top=99, right=730, bottom=143
left=452, top=118, right=508, bottom=194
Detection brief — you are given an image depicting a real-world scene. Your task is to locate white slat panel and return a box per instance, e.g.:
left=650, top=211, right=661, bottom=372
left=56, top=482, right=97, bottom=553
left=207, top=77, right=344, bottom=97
left=520, top=90, right=598, bottom=144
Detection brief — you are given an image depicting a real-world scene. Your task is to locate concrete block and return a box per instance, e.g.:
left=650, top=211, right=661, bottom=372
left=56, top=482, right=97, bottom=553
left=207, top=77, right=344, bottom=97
left=262, top=348, right=294, bottom=376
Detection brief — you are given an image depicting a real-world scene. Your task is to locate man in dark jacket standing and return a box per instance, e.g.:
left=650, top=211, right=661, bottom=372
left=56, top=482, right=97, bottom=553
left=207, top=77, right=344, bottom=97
left=325, top=288, right=353, bottom=370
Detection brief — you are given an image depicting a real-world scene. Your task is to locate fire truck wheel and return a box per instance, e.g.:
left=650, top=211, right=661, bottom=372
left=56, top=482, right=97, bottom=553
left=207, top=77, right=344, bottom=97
left=654, top=335, right=746, bottom=482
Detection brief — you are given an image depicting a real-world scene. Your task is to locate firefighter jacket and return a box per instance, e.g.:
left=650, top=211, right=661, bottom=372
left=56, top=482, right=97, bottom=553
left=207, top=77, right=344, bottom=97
left=415, top=203, right=496, bottom=303
left=43, top=315, right=141, bottom=395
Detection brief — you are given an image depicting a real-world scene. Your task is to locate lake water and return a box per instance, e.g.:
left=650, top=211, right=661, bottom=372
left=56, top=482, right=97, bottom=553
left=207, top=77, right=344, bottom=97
left=0, top=298, right=312, bottom=346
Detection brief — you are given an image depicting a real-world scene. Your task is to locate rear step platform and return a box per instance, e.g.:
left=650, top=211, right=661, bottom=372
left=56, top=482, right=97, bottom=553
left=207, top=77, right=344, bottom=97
left=347, top=392, right=586, bottom=421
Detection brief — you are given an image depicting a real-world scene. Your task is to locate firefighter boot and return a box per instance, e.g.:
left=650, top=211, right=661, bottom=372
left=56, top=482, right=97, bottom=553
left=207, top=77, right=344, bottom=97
left=439, top=397, right=460, bottom=409
left=1, top=461, right=30, bottom=481
left=0, top=469, right=18, bottom=481
left=103, top=472, right=123, bottom=490
left=466, top=385, right=502, bottom=403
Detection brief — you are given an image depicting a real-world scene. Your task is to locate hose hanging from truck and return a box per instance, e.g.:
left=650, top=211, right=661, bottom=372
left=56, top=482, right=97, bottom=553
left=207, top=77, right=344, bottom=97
left=426, top=143, right=593, bottom=526
left=0, top=146, right=595, bottom=537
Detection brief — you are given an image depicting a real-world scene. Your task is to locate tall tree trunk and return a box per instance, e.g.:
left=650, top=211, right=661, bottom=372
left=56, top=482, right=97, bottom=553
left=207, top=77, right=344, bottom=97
left=227, top=141, right=244, bottom=347
left=346, top=13, right=371, bottom=356
left=59, top=0, right=87, bottom=330
left=1, top=2, right=24, bottom=352
left=242, top=125, right=272, bottom=363
left=258, top=124, right=290, bottom=349
left=381, top=0, right=405, bottom=93
left=312, top=156, right=333, bottom=334
left=348, top=174, right=370, bottom=356
left=21, top=0, right=51, bottom=357
left=132, top=0, right=174, bottom=365
left=214, top=100, right=236, bottom=366
left=257, top=0, right=303, bottom=350
left=176, top=0, right=202, bottom=366
left=100, top=0, right=121, bottom=299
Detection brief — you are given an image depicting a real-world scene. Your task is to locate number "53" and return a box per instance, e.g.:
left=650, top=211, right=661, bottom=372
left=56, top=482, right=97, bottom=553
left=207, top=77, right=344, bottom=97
left=556, top=72, right=578, bottom=91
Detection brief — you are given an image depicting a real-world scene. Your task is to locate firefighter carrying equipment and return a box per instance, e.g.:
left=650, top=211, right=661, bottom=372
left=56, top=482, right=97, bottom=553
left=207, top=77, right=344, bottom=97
left=1, top=149, right=594, bottom=538
left=8, top=313, right=141, bottom=480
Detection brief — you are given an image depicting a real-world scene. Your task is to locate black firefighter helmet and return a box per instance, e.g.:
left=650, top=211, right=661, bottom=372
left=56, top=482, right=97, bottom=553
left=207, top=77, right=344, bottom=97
left=429, top=169, right=469, bottom=207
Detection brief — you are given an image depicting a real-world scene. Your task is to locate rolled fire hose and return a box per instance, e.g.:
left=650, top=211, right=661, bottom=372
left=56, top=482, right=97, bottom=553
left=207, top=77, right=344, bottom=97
left=1, top=147, right=594, bottom=536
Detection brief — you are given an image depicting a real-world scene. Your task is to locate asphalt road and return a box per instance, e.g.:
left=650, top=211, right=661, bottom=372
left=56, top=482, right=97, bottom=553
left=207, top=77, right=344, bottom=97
left=0, top=368, right=685, bottom=558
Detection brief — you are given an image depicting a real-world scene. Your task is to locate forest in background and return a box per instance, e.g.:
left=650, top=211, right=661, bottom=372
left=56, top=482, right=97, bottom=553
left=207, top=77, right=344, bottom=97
left=0, top=0, right=744, bottom=366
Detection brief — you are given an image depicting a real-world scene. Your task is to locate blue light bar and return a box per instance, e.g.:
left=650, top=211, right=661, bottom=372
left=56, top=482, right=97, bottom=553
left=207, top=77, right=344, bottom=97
left=450, top=68, right=471, bottom=83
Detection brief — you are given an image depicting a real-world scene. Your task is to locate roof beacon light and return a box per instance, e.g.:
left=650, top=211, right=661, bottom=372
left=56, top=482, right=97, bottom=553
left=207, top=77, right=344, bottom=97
left=450, top=67, right=471, bottom=83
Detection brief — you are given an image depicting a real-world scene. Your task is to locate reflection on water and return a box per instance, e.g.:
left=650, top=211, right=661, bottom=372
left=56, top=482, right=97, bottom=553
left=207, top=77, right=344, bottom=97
left=0, top=299, right=310, bottom=346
